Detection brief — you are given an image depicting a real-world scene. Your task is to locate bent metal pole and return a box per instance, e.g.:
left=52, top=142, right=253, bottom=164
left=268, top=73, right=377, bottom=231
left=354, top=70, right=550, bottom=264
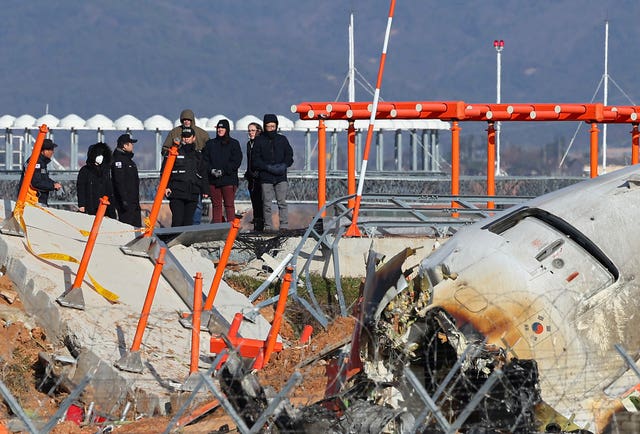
left=346, top=0, right=396, bottom=237
left=130, top=247, right=166, bottom=353
left=203, top=213, right=242, bottom=311
left=15, top=125, right=48, bottom=211
left=263, top=266, right=294, bottom=365
left=69, top=196, right=111, bottom=290
left=1, top=124, right=49, bottom=237
left=144, top=145, right=178, bottom=237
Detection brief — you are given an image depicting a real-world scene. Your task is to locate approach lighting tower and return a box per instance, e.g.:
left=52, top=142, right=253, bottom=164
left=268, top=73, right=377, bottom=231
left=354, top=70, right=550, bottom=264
left=494, top=39, right=504, bottom=175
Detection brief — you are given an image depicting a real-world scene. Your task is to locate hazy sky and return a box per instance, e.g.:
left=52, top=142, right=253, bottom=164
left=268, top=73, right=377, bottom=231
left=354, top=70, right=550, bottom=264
left=2, top=0, right=637, bottom=148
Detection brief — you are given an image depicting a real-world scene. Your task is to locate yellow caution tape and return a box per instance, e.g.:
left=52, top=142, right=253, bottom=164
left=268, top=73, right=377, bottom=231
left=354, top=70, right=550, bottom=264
left=17, top=204, right=120, bottom=303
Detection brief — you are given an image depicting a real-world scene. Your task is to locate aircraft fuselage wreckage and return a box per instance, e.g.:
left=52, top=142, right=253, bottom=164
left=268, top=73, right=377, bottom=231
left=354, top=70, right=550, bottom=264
left=343, top=165, right=640, bottom=433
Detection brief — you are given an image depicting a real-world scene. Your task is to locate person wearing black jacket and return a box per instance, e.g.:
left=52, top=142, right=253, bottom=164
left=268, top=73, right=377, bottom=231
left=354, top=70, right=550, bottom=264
left=76, top=142, right=116, bottom=218
left=202, top=119, right=243, bottom=223
left=19, top=138, right=62, bottom=206
left=251, top=114, right=293, bottom=231
left=111, top=133, right=141, bottom=227
left=244, top=122, right=264, bottom=231
left=163, top=127, right=209, bottom=227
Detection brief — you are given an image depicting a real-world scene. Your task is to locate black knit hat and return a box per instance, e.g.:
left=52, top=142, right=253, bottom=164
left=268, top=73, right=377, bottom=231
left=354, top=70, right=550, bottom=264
left=181, top=127, right=195, bottom=137
left=216, top=119, right=230, bottom=130
left=263, top=113, right=278, bottom=126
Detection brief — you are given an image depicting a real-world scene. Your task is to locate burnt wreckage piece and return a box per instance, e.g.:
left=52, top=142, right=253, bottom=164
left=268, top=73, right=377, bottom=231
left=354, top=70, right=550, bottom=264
left=216, top=353, right=408, bottom=433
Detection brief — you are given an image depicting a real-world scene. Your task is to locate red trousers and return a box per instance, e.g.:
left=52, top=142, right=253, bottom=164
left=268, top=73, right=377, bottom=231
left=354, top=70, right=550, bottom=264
left=209, top=184, right=237, bottom=223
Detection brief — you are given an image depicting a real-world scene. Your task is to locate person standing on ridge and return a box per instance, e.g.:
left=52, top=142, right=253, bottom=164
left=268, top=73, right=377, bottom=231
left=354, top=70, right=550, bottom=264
left=244, top=122, right=264, bottom=231
left=111, top=133, right=141, bottom=227
left=163, top=127, right=208, bottom=227
left=76, top=142, right=117, bottom=218
left=251, top=114, right=293, bottom=232
left=19, top=138, right=62, bottom=206
left=162, top=109, right=210, bottom=224
left=202, top=119, right=242, bottom=223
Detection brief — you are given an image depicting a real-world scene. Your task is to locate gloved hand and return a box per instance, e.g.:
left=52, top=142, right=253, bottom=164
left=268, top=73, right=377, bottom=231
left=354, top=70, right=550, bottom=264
left=267, top=163, right=287, bottom=175
left=210, top=169, right=223, bottom=178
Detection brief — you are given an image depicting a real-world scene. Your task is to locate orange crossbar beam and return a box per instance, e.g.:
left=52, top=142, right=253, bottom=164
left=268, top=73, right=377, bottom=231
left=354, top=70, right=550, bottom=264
left=416, top=101, right=466, bottom=120
left=530, top=110, right=559, bottom=120
left=326, top=103, right=353, bottom=113
left=347, top=109, right=389, bottom=119
left=294, top=101, right=640, bottom=123
left=391, top=108, right=420, bottom=118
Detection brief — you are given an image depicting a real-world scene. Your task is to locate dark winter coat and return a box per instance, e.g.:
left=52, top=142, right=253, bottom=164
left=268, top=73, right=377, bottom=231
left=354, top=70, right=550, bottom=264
left=110, top=147, right=140, bottom=213
left=202, top=134, right=243, bottom=187
left=244, top=138, right=260, bottom=182
left=20, top=153, right=56, bottom=205
left=76, top=142, right=117, bottom=218
left=251, top=132, right=294, bottom=184
left=163, top=143, right=208, bottom=201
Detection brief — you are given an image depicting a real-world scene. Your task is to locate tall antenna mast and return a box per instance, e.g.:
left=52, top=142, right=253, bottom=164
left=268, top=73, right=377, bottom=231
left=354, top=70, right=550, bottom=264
left=602, top=20, right=609, bottom=173
left=348, top=12, right=355, bottom=102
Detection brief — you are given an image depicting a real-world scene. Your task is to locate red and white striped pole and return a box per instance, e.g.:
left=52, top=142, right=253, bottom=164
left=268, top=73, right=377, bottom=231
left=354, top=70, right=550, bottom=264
left=346, top=0, right=396, bottom=237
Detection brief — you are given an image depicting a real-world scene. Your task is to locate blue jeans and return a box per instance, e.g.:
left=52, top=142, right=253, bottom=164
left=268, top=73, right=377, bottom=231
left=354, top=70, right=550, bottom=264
left=193, top=196, right=203, bottom=225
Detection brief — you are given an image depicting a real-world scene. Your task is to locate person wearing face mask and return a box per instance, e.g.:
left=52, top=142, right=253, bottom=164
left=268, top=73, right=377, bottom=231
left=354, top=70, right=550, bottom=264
left=251, top=114, right=294, bottom=232
left=76, top=142, right=117, bottom=218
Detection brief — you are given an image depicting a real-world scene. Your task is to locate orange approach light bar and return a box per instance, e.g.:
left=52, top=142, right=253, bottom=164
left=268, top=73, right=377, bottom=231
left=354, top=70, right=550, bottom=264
left=293, top=101, right=640, bottom=124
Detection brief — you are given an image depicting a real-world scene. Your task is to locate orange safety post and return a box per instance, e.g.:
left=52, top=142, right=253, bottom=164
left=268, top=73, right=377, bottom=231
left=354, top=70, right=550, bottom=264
left=632, top=123, right=639, bottom=165
left=590, top=123, right=599, bottom=178
left=129, top=247, right=166, bottom=352
left=70, top=196, right=110, bottom=290
left=451, top=121, right=460, bottom=218
left=486, top=122, right=496, bottom=209
left=203, top=214, right=242, bottom=311
left=347, top=121, right=356, bottom=209
left=318, top=118, right=327, bottom=217
left=345, top=0, right=396, bottom=238
left=299, top=325, right=313, bottom=345
left=252, top=348, right=265, bottom=370
left=189, top=272, right=203, bottom=375
left=144, top=145, right=178, bottom=237
left=15, top=125, right=48, bottom=211
left=263, top=266, right=294, bottom=365
left=228, top=312, right=243, bottom=339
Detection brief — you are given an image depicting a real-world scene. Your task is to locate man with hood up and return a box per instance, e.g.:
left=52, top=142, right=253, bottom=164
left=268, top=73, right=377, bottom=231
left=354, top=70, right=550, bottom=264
left=202, top=118, right=242, bottom=223
left=251, top=114, right=294, bottom=232
left=162, top=109, right=210, bottom=154
left=162, top=109, right=210, bottom=224
left=76, top=142, right=117, bottom=218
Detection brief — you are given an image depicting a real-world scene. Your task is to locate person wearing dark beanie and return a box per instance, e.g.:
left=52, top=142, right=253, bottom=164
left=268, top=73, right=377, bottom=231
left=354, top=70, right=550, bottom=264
left=250, top=113, right=294, bottom=232
left=202, top=118, right=243, bottom=223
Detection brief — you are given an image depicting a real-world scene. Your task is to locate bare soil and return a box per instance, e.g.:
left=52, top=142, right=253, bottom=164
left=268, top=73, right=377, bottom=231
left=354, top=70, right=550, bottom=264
left=0, top=273, right=356, bottom=433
